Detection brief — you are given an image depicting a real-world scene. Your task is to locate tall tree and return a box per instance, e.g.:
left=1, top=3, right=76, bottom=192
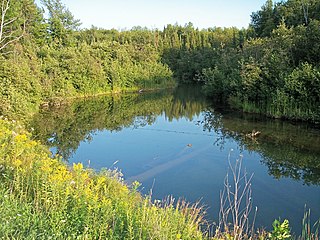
left=250, top=0, right=276, bottom=37
left=41, top=0, right=80, bottom=45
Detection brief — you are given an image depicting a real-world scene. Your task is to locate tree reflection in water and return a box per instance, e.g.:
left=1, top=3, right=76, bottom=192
left=30, top=85, right=320, bottom=185
left=202, top=108, right=320, bottom=185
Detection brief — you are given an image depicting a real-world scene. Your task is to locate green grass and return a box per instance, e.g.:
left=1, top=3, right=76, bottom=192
left=0, top=118, right=204, bottom=239
left=0, top=118, right=319, bottom=239
left=228, top=95, right=320, bottom=123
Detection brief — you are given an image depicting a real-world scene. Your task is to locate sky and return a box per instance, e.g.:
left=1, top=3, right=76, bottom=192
left=35, top=0, right=270, bottom=30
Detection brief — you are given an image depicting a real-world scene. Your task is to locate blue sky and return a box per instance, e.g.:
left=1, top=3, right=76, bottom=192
left=35, top=0, right=270, bottom=30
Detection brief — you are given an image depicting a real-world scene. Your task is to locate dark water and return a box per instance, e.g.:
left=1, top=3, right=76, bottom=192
left=30, top=85, right=320, bottom=234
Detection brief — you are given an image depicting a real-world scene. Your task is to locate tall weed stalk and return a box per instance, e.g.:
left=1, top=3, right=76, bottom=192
left=217, top=151, right=257, bottom=239
left=300, top=207, right=320, bottom=240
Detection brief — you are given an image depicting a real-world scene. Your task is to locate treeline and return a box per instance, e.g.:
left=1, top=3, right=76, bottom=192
left=0, top=0, right=174, bottom=119
left=1, top=0, right=319, bottom=122
left=229, top=0, right=320, bottom=122
left=161, top=0, right=320, bottom=122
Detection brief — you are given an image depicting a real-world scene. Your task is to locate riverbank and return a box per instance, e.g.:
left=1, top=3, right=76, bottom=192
left=40, top=84, right=177, bottom=109
left=0, top=118, right=204, bottom=239
left=1, top=113, right=319, bottom=239
left=227, top=96, right=320, bottom=125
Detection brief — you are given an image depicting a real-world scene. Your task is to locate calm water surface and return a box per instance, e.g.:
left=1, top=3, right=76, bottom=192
left=31, top=85, right=320, bottom=233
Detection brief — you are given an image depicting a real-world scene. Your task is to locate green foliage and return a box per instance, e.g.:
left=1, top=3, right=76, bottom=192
left=215, top=9, right=320, bottom=122
left=199, top=0, right=319, bottom=122
left=269, top=219, right=292, bottom=240
left=285, top=63, right=320, bottom=103
left=0, top=49, right=43, bottom=118
left=250, top=0, right=320, bottom=38
left=250, top=0, right=276, bottom=37
left=240, top=57, right=264, bottom=101
left=202, top=67, right=231, bottom=100
left=41, top=0, right=81, bottom=46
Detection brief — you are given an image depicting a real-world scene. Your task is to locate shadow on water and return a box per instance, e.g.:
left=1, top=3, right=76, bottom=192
left=29, top=84, right=320, bottom=233
left=202, top=108, right=320, bottom=185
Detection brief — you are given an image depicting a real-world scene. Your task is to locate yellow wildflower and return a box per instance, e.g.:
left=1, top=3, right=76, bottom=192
left=73, top=162, right=83, bottom=172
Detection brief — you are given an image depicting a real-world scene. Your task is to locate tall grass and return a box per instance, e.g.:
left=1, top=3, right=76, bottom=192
left=300, top=208, right=320, bottom=240
left=0, top=117, right=319, bottom=239
left=228, top=95, right=320, bottom=123
left=0, top=118, right=204, bottom=239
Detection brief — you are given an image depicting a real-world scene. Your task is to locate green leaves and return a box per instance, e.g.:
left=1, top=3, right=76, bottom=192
left=269, top=219, right=292, bottom=240
left=41, top=0, right=81, bottom=46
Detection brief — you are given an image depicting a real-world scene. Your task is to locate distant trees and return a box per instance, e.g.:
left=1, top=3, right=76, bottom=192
left=0, top=0, right=319, bottom=122
left=250, top=0, right=275, bottom=37
left=250, top=0, right=320, bottom=38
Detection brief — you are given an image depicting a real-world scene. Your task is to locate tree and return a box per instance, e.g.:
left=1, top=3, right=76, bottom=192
left=0, top=0, right=24, bottom=53
left=250, top=0, right=276, bottom=37
left=41, top=0, right=80, bottom=45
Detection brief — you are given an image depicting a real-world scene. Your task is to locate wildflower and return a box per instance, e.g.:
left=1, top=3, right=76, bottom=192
left=73, top=163, right=83, bottom=171
left=13, top=159, right=22, bottom=167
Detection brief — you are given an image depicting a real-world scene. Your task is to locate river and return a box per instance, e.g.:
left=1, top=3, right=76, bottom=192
left=30, top=85, right=320, bottom=234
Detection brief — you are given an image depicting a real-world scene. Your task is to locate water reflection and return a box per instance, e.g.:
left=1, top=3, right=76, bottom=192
left=202, top=108, right=320, bottom=185
left=30, top=85, right=207, bottom=160
left=30, top=85, right=320, bottom=231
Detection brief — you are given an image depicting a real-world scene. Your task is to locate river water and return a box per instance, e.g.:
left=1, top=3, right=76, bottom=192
left=31, top=85, right=320, bottom=233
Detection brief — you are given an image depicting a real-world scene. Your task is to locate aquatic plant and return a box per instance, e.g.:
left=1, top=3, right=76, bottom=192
left=300, top=208, right=320, bottom=240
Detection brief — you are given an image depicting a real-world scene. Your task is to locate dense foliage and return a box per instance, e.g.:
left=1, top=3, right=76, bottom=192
left=200, top=0, right=320, bottom=122
left=0, top=0, right=174, bottom=119
left=1, top=0, right=320, bottom=238
left=1, top=0, right=319, bottom=122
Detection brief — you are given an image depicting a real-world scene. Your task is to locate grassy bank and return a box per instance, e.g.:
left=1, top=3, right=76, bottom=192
left=41, top=82, right=177, bottom=109
left=0, top=118, right=204, bottom=239
left=228, top=96, right=320, bottom=124
left=1, top=118, right=320, bottom=239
